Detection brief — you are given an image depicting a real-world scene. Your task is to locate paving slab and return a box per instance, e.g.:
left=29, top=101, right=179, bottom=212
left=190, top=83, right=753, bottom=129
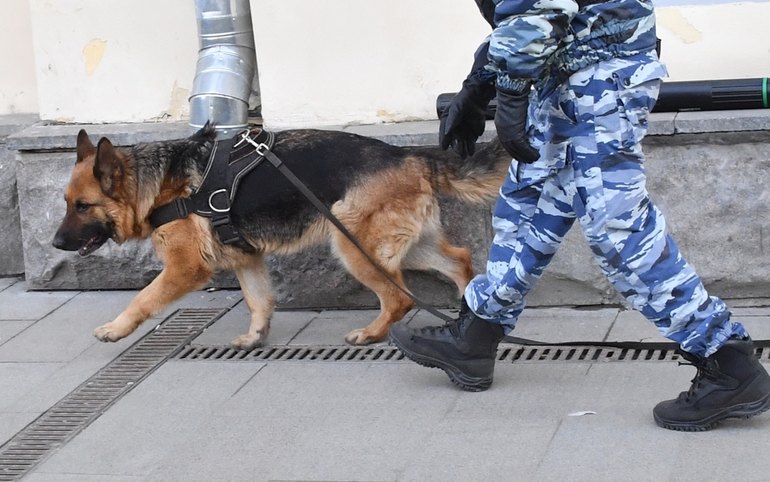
left=404, top=307, right=459, bottom=329
left=0, top=286, right=243, bottom=445
left=0, top=290, right=141, bottom=362
left=2, top=340, right=147, bottom=415
left=0, top=280, right=77, bottom=320
left=138, top=362, right=582, bottom=482
left=0, top=411, right=39, bottom=448
left=732, top=304, right=770, bottom=315
left=0, top=288, right=242, bottom=363
left=290, top=309, right=388, bottom=345
left=513, top=306, right=620, bottom=342
left=152, top=289, right=243, bottom=319
left=539, top=362, right=770, bottom=481
left=400, top=306, right=622, bottom=345
left=23, top=357, right=770, bottom=482
left=734, top=313, right=770, bottom=340
left=0, top=361, right=62, bottom=412
left=606, top=308, right=669, bottom=342
left=192, top=303, right=318, bottom=346
left=0, top=319, right=34, bottom=347
left=24, top=475, right=144, bottom=482
left=29, top=361, right=263, bottom=479
left=0, top=361, right=63, bottom=444
left=3, top=289, right=769, bottom=482
left=0, top=277, right=19, bottom=291
left=606, top=306, right=770, bottom=344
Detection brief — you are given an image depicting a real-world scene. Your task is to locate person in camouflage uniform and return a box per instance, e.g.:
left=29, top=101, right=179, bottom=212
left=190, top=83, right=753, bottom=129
left=390, top=0, right=770, bottom=431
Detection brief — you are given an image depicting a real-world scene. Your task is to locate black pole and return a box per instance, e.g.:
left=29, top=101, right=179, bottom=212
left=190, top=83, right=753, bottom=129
left=436, top=77, right=770, bottom=119
left=653, top=78, right=769, bottom=112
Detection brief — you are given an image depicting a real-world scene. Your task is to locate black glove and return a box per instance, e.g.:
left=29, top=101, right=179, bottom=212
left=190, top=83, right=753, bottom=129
left=494, top=87, right=539, bottom=163
left=439, top=77, right=495, bottom=159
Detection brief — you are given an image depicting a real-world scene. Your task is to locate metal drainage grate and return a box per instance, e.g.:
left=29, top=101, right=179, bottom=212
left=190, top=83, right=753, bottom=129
left=176, top=344, right=407, bottom=362
left=499, top=345, right=770, bottom=363
left=174, top=342, right=770, bottom=364
left=496, top=345, right=683, bottom=363
left=0, top=308, right=226, bottom=482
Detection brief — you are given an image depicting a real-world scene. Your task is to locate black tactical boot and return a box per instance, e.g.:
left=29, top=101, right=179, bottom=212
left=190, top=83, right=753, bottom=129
left=653, top=338, right=770, bottom=431
left=389, top=299, right=505, bottom=391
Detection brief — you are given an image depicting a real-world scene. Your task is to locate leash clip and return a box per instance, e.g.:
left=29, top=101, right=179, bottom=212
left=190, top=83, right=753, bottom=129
left=240, top=131, right=271, bottom=156
left=241, top=130, right=281, bottom=167
left=255, top=142, right=271, bottom=157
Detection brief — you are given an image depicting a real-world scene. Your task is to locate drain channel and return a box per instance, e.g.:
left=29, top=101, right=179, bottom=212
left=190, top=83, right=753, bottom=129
left=174, top=343, right=770, bottom=364
left=174, top=343, right=684, bottom=363
left=0, top=308, right=226, bottom=482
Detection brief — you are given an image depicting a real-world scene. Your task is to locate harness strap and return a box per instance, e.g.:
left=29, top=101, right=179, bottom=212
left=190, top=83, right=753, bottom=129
left=149, top=129, right=272, bottom=247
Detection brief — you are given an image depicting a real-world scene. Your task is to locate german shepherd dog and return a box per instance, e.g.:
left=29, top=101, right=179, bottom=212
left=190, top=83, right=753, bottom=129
left=53, top=125, right=510, bottom=349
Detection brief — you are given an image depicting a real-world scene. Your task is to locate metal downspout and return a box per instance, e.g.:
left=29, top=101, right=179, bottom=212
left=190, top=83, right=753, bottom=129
left=190, top=0, right=258, bottom=138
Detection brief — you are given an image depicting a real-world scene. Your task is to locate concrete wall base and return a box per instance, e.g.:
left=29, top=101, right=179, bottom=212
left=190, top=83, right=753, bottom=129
left=0, top=114, right=38, bottom=276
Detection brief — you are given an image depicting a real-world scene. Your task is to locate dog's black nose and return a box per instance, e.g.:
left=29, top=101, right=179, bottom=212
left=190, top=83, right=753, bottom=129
left=52, top=230, right=76, bottom=251
left=52, top=233, right=66, bottom=250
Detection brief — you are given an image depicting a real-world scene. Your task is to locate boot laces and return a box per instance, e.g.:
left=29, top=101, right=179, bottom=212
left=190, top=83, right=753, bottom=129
left=679, top=356, right=720, bottom=402
left=417, top=310, right=473, bottom=338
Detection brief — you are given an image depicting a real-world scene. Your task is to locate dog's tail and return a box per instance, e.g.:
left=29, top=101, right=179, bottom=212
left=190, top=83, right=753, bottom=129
left=405, top=138, right=511, bottom=204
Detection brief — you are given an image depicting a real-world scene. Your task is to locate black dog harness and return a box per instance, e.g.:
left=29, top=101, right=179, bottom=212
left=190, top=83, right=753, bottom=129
left=149, top=129, right=274, bottom=247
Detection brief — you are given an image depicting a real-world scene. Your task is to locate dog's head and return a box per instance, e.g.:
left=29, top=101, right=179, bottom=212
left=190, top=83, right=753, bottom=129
left=52, top=129, right=129, bottom=256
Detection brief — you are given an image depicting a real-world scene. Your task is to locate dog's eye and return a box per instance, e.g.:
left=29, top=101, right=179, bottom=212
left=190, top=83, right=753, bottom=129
left=75, top=201, right=91, bottom=213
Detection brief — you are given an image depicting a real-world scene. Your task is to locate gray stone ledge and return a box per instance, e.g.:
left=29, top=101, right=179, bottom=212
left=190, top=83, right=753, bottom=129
left=647, top=112, right=676, bottom=136
left=0, top=114, right=39, bottom=139
left=342, top=109, right=770, bottom=145
left=7, top=121, right=192, bottom=151
left=7, top=108, right=770, bottom=151
left=674, top=109, right=770, bottom=134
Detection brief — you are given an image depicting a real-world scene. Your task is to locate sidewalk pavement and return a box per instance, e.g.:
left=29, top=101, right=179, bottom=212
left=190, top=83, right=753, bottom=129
left=2, top=275, right=770, bottom=482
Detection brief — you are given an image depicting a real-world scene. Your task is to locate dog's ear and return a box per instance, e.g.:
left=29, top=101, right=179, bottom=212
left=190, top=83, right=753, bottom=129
left=76, top=129, right=95, bottom=163
left=94, top=137, right=124, bottom=196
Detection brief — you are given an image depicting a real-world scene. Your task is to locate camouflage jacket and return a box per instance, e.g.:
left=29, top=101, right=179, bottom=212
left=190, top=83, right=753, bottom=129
left=471, top=0, right=659, bottom=93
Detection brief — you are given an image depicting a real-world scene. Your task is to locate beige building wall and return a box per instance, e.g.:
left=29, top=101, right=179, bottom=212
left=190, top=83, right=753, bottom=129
left=0, top=0, right=38, bottom=114
left=655, top=3, right=770, bottom=82
left=2, top=0, right=769, bottom=124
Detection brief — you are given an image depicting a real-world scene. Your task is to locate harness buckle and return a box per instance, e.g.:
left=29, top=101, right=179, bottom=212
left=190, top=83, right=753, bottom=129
left=208, top=189, right=230, bottom=213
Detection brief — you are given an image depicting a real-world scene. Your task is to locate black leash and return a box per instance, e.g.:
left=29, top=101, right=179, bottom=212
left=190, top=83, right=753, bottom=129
left=504, top=337, right=770, bottom=349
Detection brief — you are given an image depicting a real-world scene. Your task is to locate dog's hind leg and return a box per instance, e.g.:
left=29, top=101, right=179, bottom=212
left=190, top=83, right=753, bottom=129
left=231, top=255, right=275, bottom=350
left=331, top=224, right=415, bottom=346
left=403, top=230, right=475, bottom=296
left=341, top=262, right=414, bottom=346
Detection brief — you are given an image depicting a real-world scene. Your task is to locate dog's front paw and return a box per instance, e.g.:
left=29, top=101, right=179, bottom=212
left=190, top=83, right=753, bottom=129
left=231, top=332, right=265, bottom=351
left=93, top=321, right=133, bottom=342
left=344, top=328, right=382, bottom=346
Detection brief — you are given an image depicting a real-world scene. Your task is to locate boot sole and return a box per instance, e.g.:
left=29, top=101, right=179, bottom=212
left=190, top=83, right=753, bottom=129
left=390, top=335, right=493, bottom=392
left=654, top=393, right=770, bottom=431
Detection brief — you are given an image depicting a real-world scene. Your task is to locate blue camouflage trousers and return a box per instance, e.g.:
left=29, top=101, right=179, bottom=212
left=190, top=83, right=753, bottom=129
left=465, top=53, right=748, bottom=358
